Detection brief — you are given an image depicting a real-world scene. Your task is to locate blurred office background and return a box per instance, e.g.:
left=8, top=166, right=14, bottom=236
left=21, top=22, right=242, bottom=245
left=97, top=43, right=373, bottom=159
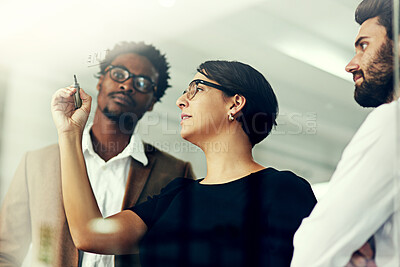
left=0, top=0, right=367, bottom=202
left=0, top=0, right=371, bottom=263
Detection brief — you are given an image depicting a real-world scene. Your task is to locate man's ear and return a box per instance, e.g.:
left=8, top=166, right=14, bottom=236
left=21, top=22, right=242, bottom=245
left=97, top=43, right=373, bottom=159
left=229, top=94, right=246, bottom=116
left=96, top=75, right=104, bottom=91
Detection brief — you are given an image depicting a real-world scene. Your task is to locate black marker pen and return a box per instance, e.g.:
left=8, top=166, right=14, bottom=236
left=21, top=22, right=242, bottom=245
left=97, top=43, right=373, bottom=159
left=73, top=75, right=82, bottom=109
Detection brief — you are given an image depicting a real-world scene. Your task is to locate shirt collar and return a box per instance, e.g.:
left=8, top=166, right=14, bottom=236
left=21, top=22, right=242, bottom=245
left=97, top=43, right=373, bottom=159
left=82, top=121, right=148, bottom=166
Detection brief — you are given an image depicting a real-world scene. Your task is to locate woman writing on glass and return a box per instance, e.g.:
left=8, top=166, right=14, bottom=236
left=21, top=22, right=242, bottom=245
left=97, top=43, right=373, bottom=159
left=51, top=60, right=316, bottom=266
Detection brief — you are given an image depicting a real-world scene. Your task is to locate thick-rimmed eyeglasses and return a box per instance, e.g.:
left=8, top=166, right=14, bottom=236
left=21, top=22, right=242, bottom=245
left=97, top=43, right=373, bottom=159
left=105, top=65, right=156, bottom=94
left=182, top=79, right=227, bottom=100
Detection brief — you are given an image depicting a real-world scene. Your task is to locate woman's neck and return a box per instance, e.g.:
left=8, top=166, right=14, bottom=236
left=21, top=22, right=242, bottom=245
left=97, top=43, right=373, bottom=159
left=200, top=135, right=265, bottom=184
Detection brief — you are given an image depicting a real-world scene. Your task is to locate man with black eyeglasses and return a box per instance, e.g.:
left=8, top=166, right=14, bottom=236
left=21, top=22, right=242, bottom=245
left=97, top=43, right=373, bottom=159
left=0, top=41, right=195, bottom=267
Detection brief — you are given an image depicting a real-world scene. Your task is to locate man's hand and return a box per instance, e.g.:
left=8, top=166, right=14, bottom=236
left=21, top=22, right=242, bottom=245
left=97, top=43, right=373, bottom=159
left=345, top=239, right=377, bottom=267
left=51, top=86, right=92, bottom=136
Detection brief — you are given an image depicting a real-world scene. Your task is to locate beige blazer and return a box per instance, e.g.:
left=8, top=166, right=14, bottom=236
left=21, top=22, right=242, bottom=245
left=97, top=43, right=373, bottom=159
left=0, top=143, right=195, bottom=267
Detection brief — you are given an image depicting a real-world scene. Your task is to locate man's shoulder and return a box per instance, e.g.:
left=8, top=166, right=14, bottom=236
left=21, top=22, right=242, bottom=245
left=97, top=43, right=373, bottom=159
left=365, top=100, right=399, bottom=125
left=23, top=144, right=60, bottom=165
left=353, top=100, right=399, bottom=139
left=28, top=143, right=59, bottom=156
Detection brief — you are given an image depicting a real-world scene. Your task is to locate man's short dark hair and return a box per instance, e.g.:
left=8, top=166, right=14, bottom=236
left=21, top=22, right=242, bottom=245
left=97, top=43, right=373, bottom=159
left=98, top=41, right=170, bottom=102
left=197, top=60, right=278, bottom=147
left=355, top=0, right=399, bottom=40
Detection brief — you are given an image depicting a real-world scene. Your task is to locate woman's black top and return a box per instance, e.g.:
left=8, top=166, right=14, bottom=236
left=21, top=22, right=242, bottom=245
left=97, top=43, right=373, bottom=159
left=129, top=167, right=316, bottom=267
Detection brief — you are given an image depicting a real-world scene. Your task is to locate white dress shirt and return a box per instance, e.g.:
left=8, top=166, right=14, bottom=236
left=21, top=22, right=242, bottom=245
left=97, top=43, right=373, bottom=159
left=80, top=122, right=148, bottom=267
left=292, top=100, right=400, bottom=267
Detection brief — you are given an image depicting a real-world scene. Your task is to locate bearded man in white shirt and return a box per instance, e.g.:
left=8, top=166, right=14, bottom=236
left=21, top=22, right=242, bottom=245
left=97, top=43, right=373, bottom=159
left=291, top=0, right=400, bottom=266
left=0, top=41, right=195, bottom=267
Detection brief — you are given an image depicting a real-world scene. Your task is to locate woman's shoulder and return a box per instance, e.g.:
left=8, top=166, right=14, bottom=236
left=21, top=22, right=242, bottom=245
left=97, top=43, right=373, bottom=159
left=255, top=167, right=317, bottom=208
left=158, top=177, right=196, bottom=196
left=254, top=167, right=313, bottom=191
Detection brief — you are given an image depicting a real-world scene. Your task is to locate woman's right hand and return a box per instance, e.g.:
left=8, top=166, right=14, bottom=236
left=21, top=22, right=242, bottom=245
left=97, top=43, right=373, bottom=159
left=51, top=86, right=92, bottom=136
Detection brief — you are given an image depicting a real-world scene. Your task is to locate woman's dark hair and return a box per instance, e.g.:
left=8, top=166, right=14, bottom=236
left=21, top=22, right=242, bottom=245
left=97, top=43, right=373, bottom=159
left=197, top=60, right=278, bottom=146
left=355, top=0, right=398, bottom=40
left=98, top=41, right=170, bottom=102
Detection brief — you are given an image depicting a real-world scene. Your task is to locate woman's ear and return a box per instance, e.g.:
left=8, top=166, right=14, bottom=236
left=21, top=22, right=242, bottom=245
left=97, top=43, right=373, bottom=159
left=229, top=94, right=246, bottom=116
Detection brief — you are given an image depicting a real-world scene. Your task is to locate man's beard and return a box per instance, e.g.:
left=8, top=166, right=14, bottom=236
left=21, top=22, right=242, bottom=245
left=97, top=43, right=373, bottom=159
left=101, top=106, right=139, bottom=133
left=354, top=41, right=395, bottom=108
left=98, top=84, right=141, bottom=133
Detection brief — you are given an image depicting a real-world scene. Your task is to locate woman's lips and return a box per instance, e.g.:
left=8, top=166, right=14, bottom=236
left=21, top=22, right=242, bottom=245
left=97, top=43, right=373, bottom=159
left=180, top=113, right=192, bottom=124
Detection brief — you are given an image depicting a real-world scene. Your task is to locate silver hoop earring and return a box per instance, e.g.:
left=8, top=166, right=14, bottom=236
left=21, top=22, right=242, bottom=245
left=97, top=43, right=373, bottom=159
left=228, top=114, right=234, bottom=122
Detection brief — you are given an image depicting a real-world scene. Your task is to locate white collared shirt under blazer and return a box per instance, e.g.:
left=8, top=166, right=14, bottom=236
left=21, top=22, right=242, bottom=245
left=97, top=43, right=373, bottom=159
left=81, top=123, right=148, bottom=267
